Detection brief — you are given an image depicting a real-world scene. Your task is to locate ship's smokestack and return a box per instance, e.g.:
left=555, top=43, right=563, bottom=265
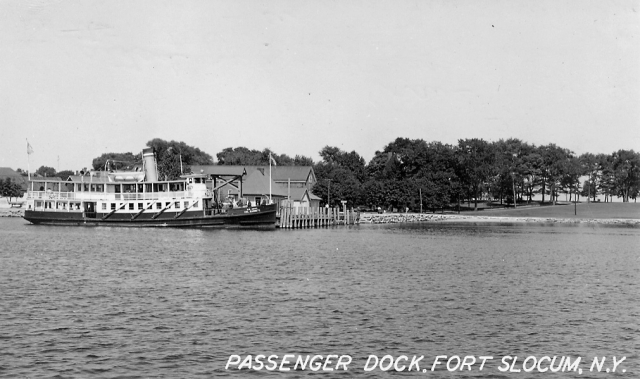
left=142, top=147, right=158, bottom=182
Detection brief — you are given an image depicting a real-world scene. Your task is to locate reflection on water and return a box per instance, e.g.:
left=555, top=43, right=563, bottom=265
left=1, top=219, right=638, bottom=377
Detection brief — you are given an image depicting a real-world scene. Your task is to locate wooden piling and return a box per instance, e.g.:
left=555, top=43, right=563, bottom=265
left=278, top=206, right=358, bottom=228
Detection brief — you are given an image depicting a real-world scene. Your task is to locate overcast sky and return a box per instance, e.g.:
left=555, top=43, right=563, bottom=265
left=1, top=0, right=638, bottom=171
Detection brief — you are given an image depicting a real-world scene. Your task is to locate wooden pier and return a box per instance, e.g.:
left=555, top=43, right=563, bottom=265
left=277, top=207, right=359, bottom=228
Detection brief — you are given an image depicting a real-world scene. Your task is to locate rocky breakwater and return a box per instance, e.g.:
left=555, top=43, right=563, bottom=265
left=0, top=198, right=25, bottom=218
left=359, top=213, right=640, bottom=226
left=0, top=207, right=24, bottom=218
left=360, top=213, right=454, bottom=224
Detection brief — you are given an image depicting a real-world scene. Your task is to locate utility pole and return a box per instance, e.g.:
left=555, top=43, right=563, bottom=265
left=512, top=152, right=518, bottom=209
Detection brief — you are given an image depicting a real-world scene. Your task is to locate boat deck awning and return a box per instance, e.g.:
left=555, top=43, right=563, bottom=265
left=108, top=172, right=145, bottom=182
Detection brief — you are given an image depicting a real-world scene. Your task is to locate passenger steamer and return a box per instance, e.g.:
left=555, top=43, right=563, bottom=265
left=23, top=148, right=277, bottom=228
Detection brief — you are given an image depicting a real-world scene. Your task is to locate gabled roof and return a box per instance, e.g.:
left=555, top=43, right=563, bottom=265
left=240, top=170, right=288, bottom=197
left=0, top=167, right=29, bottom=190
left=308, top=191, right=322, bottom=201
left=269, top=166, right=316, bottom=183
left=286, top=187, right=322, bottom=202
left=0, top=167, right=23, bottom=177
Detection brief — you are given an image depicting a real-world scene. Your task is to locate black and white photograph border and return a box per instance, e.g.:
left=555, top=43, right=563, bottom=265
left=0, top=1, right=638, bottom=378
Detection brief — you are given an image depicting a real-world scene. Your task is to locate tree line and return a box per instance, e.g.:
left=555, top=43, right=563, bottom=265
left=310, top=138, right=639, bottom=209
left=1, top=178, right=24, bottom=200
left=16, top=137, right=639, bottom=208
left=214, top=138, right=639, bottom=208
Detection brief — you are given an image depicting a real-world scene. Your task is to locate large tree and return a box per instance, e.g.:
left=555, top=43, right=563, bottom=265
left=579, top=152, right=600, bottom=202
left=92, top=152, right=141, bottom=171
left=362, top=138, right=459, bottom=211
left=493, top=138, right=528, bottom=206
left=559, top=155, right=583, bottom=202
left=457, top=138, right=495, bottom=210
left=35, top=166, right=57, bottom=177
left=313, top=146, right=366, bottom=207
left=216, top=146, right=314, bottom=166
left=1, top=178, right=24, bottom=200
left=146, top=139, right=214, bottom=165
left=56, top=170, right=75, bottom=181
left=609, top=149, right=640, bottom=202
left=520, top=144, right=543, bottom=203
left=216, top=147, right=263, bottom=165
left=144, top=139, right=214, bottom=180
left=538, top=144, right=572, bottom=204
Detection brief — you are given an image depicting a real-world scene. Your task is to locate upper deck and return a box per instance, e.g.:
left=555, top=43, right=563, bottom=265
left=26, top=172, right=211, bottom=202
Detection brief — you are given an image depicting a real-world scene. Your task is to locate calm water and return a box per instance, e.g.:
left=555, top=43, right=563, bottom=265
left=0, top=218, right=638, bottom=378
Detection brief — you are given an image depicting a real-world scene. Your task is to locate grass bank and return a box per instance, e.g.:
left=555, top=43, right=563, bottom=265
left=475, top=202, right=640, bottom=219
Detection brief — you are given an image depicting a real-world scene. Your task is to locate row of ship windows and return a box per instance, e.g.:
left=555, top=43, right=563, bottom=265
left=34, top=201, right=198, bottom=211
left=105, top=201, right=198, bottom=211
left=33, top=183, right=191, bottom=193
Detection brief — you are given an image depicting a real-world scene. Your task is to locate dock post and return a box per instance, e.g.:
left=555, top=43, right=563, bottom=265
left=283, top=207, right=287, bottom=228
left=284, top=207, right=287, bottom=228
left=282, top=207, right=287, bottom=228
left=284, top=207, right=288, bottom=228
left=292, top=207, right=296, bottom=229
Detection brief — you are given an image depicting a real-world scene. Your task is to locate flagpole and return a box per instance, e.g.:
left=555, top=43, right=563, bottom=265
left=269, top=153, right=272, bottom=202
left=26, top=139, right=31, bottom=180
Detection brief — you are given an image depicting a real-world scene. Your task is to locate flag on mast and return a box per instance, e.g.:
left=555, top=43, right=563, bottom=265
left=269, top=153, right=277, bottom=166
left=26, top=139, right=34, bottom=180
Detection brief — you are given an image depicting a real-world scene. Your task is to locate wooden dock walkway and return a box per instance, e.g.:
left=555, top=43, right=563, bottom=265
left=277, top=207, right=359, bottom=228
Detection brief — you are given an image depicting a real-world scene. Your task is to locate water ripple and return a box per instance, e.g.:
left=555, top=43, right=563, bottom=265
left=0, top=219, right=638, bottom=377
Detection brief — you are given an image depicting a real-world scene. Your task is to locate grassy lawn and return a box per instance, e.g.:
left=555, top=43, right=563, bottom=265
left=476, top=202, right=640, bottom=219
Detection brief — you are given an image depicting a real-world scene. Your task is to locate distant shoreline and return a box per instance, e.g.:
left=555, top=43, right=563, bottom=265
left=359, top=212, right=640, bottom=226
left=3, top=198, right=639, bottom=226
left=360, top=203, right=640, bottom=226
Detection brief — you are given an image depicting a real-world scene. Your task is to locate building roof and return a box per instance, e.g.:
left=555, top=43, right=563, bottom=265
left=308, top=191, right=322, bottom=201
left=286, top=187, right=322, bottom=202
left=0, top=167, right=22, bottom=177
left=240, top=170, right=288, bottom=197
left=214, top=170, right=287, bottom=198
left=0, top=167, right=29, bottom=190
left=66, top=175, right=112, bottom=183
left=29, top=177, right=63, bottom=182
left=270, top=166, right=316, bottom=183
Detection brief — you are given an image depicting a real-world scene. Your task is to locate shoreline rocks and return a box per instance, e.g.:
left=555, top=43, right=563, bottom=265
left=0, top=208, right=24, bottom=218
left=359, top=213, right=640, bottom=226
